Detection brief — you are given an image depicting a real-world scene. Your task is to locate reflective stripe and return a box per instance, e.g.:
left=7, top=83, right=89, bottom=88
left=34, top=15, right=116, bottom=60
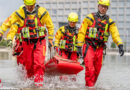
left=34, top=82, right=43, bottom=85
left=35, top=18, right=38, bottom=28
left=117, top=41, right=123, bottom=45
left=77, top=41, right=84, bottom=44
left=73, top=35, right=77, bottom=51
left=48, top=35, right=53, bottom=37
left=54, top=42, right=59, bottom=46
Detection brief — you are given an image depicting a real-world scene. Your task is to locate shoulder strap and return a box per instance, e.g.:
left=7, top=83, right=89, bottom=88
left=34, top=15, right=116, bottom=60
left=59, top=26, right=66, bottom=34
left=75, top=27, right=79, bottom=35
left=93, top=13, right=99, bottom=28
left=15, top=12, right=24, bottom=20
left=86, top=13, right=94, bottom=23
left=35, top=5, right=39, bottom=18
left=40, top=11, right=47, bottom=20
left=63, top=25, right=68, bottom=34
left=23, top=6, right=27, bottom=18
left=109, top=21, right=115, bottom=25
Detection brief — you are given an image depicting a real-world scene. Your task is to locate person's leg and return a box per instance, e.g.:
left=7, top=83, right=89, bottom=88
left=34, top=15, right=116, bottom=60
left=70, top=52, right=78, bottom=61
left=14, top=39, right=24, bottom=66
left=70, top=52, right=78, bottom=81
left=94, top=47, right=103, bottom=84
left=59, top=50, right=68, bottom=59
left=83, top=44, right=96, bottom=87
left=17, top=52, right=24, bottom=65
left=22, top=41, right=34, bottom=78
left=33, top=39, right=46, bottom=87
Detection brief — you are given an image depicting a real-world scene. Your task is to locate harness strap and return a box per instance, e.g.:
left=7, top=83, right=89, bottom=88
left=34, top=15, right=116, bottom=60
left=35, top=5, right=39, bottom=18
left=23, top=7, right=27, bottom=18
left=68, top=51, right=72, bottom=59
left=83, top=43, right=89, bottom=58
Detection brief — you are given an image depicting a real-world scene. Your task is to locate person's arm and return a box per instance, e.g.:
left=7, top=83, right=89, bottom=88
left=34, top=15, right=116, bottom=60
left=39, top=7, right=54, bottom=40
left=6, top=23, right=19, bottom=41
left=109, top=19, right=123, bottom=46
left=0, top=12, right=18, bottom=35
left=77, top=14, right=93, bottom=47
left=54, top=26, right=65, bottom=47
left=109, top=19, right=124, bottom=56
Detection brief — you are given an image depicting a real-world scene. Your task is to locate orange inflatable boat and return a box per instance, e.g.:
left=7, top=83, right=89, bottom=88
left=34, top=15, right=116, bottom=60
left=45, top=55, right=84, bottom=75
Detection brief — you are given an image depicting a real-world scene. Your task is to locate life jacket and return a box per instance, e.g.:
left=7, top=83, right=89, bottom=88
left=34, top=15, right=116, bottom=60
left=59, top=25, right=78, bottom=52
left=85, top=13, right=110, bottom=45
left=16, top=5, right=46, bottom=40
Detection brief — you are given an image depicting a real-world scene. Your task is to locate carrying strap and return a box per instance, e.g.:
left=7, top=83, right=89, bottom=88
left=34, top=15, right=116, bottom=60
left=83, top=43, right=89, bottom=59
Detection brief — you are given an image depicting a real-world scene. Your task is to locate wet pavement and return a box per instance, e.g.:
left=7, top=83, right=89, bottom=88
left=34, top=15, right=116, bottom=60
left=0, top=54, right=130, bottom=90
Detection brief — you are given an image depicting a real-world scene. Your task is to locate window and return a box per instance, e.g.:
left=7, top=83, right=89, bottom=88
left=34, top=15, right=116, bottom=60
left=83, top=1, right=88, bottom=6
left=58, top=9, right=64, bottom=15
left=119, top=1, right=125, bottom=7
left=126, top=1, right=130, bottom=7
left=58, top=2, right=63, bottom=8
left=89, top=1, right=95, bottom=8
left=51, top=2, right=57, bottom=8
left=119, top=8, right=124, bottom=14
left=71, top=2, right=77, bottom=8
left=126, top=8, right=130, bottom=14
left=126, top=15, right=130, bottom=21
left=111, top=8, right=117, bottom=14
left=65, top=2, right=70, bottom=8
left=118, top=15, right=124, bottom=21
left=52, top=9, right=57, bottom=15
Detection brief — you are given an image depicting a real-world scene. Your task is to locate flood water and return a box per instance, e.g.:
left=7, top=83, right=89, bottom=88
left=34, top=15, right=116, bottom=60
left=0, top=54, right=130, bottom=90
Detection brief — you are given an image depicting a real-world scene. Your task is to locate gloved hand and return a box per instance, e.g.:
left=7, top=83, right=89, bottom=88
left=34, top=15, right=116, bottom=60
left=48, top=39, right=53, bottom=49
left=77, top=46, right=82, bottom=56
left=118, top=44, right=124, bottom=56
left=7, top=39, right=13, bottom=47
left=0, top=33, right=3, bottom=42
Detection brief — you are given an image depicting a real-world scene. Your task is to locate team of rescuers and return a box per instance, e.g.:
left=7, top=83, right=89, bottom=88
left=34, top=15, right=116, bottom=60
left=0, top=0, right=124, bottom=88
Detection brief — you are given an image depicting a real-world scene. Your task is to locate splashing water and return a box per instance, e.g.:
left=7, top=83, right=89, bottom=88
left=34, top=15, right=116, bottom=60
left=0, top=55, right=130, bottom=90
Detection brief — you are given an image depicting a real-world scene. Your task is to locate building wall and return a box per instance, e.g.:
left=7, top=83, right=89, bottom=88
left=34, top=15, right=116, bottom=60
left=38, top=0, right=130, bottom=51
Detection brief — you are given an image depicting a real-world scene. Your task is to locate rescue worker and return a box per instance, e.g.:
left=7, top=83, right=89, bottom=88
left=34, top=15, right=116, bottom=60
left=54, top=12, right=79, bottom=61
left=6, top=5, right=26, bottom=66
left=6, top=23, right=24, bottom=65
left=0, top=0, right=54, bottom=87
left=77, top=0, right=124, bottom=88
